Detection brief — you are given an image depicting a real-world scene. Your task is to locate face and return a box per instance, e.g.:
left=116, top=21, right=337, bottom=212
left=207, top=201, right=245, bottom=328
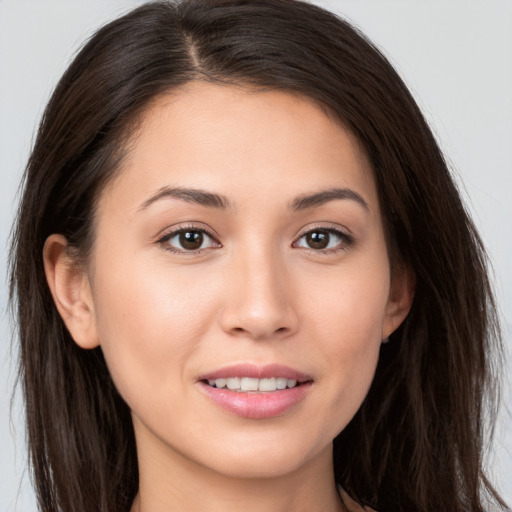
left=50, top=82, right=412, bottom=481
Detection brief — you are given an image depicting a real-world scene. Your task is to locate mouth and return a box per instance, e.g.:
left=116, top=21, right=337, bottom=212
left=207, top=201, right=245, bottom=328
left=203, top=376, right=307, bottom=392
left=197, top=364, right=313, bottom=419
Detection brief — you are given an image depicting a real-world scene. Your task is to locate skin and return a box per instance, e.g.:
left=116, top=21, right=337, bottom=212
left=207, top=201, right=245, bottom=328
left=44, top=82, right=412, bottom=512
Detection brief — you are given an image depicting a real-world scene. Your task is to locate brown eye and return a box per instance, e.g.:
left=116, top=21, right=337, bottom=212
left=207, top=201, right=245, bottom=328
left=179, top=230, right=204, bottom=250
left=160, top=228, right=218, bottom=253
left=294, top=228, right=351, bottom=252
left=305, top=231, right=330, bottom=249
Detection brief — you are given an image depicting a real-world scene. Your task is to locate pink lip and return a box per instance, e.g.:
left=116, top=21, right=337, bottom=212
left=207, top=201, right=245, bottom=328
left=197, top=363, right=313, bottom=419
left=198, top=363, right=312, bottom=382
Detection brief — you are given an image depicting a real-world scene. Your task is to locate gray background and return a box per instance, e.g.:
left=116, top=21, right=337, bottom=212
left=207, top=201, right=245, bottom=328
left=1, top=1, right=511, bottom=509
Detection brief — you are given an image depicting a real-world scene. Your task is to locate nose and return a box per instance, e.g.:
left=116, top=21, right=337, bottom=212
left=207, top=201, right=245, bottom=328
left=219, top=246, right=299, bottom=341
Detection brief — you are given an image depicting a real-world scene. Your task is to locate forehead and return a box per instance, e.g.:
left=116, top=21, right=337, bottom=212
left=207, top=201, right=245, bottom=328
left=100, top=81, right=378, bottom=214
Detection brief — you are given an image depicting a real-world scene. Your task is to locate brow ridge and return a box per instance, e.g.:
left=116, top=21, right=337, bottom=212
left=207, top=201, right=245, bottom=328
left=138, top=185, right=368, bottom=213
left=290, top=187, right=369, bottom=211
left=139, top=186, right=230, bottom=211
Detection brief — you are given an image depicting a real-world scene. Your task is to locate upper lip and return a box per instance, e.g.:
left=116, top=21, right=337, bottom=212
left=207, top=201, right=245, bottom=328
left=198, top=363, right=312, bottom=382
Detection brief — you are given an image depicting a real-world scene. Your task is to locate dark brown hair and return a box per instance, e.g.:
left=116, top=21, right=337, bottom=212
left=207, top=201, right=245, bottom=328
left=9, top=1, right=508, bottom=511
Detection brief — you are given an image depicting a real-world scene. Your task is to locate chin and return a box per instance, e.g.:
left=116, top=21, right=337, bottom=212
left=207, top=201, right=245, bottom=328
left=208, top=455, right=310, bottom=480
left=196, top=435, right=332, bottom=480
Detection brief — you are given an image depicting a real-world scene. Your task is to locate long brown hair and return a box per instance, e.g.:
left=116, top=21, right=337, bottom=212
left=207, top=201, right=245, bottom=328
left=9, top=1, right=508, bottom=510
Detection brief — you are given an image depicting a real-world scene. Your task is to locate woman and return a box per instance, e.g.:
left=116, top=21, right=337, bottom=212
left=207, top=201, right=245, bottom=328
left=8, top=0, right=509, bottom=511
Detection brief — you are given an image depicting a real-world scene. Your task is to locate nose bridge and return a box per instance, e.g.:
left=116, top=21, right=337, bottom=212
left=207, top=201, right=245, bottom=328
left=220, top=240, right=297, bottom=339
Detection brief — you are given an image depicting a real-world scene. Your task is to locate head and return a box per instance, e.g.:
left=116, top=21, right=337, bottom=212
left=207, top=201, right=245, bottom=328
left=9, top=1, right=503, bottom=511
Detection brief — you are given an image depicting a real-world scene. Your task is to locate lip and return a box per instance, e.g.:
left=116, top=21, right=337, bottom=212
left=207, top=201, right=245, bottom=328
left=198, top=363, right=312, bottom=382
left=197, top=363, right=313, bottom=419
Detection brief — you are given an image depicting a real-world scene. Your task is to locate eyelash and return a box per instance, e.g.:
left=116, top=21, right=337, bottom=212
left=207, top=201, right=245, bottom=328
left=156, top=224, right=354, bottom=255
left=156, top=225, right=220, bottom=254
left=293, top=225, right=354, bottom=254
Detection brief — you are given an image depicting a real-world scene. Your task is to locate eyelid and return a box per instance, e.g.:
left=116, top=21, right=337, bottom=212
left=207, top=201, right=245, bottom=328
left=154, top=221, right=221, bottom=242
left=292, top=223, right=355, bottom=252
left=154, top=222, right=354, bottom=255
left=155, top=223, right=221, bottom=253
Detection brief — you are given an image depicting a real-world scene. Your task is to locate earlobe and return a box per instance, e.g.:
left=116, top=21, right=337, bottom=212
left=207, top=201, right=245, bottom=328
left=382, top=266, right=415, bottom=340
left=43, top=234, right=99, bottom=349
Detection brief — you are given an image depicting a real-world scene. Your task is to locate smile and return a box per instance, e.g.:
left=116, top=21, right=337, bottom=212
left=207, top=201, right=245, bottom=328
left=198, top=364, right=313, bottom=418
left=206, top=377, right=300, bottom=392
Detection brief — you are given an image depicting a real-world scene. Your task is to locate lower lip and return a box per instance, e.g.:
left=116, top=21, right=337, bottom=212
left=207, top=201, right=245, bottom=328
left=198, top=382, right=312, bottom=419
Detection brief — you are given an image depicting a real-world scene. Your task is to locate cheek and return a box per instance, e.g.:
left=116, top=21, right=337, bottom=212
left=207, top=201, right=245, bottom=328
left=304, top=255, right=390, bottom=344
left=89, top=254, right=219, bottom=404
left=302, top=261, right=389, bottom=426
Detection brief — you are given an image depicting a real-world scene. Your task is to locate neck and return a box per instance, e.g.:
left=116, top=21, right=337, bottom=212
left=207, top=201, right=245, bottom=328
left=130, top=436, right=346, bottom=512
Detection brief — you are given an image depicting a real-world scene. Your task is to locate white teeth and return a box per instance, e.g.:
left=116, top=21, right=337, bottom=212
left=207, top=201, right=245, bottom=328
left=214, top=378, right=227, bottom=389
left=276, top=377, right=287, bottom=390
left=226, top=377, right=240, bottom=390
left=258, top=377, right=276, bottom=391
left=240, top=377, right=259, bottom=391
left=208, top=377, right=301, bottom=391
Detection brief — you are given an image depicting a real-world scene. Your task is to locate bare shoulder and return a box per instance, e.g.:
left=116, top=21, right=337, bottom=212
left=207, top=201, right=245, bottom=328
left=339, top=487, right=377, bottom=512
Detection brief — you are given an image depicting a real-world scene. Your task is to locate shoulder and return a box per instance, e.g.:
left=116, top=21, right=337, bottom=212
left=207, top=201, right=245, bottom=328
left=338, top=487, right=377, bottom=512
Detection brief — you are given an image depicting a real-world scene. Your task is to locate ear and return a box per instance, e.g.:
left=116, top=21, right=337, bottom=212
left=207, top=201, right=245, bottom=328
left=43, top=234, right=99, bottom=349
left=381, top=265, right=415, bottom=340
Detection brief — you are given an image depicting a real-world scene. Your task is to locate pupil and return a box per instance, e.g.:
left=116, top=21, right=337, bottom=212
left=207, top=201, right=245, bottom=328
left=307, top=231, right=329, bottom=249
left=179, top=231, right=203, bottom=250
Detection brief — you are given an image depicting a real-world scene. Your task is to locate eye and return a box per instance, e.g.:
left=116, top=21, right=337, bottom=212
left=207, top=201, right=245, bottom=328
left=294, top=228, right=352, bottom=252
left=158, top=227, right=219, bottom=253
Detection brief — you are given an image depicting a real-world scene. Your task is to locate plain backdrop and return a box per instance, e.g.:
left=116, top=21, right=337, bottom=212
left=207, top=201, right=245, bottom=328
left=1, top=1, right=511, bottom=510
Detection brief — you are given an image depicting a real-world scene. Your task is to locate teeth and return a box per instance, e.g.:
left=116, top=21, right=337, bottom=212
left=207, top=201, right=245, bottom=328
left=276, top=377, right=287, bottom=390
left=240, top=377, right=259, bottom=391
left=214, top=378, right=226, bottom=388
left=207, top=377, right=301, bottom=392
left=258, top=377, right=276, bottom=391
left=226, top=377, right=240, bottom=390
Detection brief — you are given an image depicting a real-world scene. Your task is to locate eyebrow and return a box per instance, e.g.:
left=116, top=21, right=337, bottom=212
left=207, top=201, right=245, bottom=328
left=290, top=187, right=369, bottom=212
left=137, top=186, right=369, bottom=213
left=138, top=186, right=231, bottom=211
